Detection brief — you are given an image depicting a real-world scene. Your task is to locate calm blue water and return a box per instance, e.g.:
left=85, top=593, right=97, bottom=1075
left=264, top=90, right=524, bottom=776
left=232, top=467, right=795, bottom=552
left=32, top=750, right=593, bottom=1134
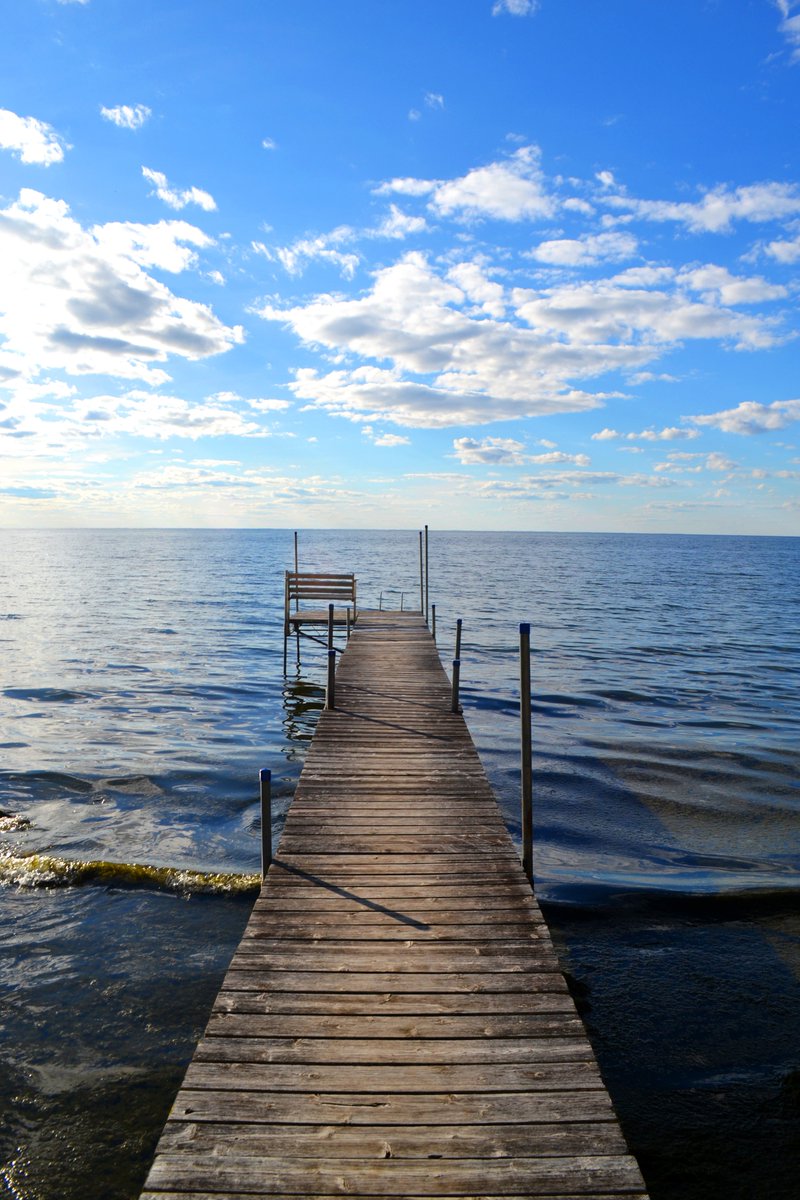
left=0, top=529, right=798, bottom=1198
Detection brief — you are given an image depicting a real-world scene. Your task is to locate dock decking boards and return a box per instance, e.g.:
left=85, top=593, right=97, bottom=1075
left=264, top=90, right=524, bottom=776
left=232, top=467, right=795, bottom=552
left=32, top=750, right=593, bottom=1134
left=142, top=610, right=649, bottom=1199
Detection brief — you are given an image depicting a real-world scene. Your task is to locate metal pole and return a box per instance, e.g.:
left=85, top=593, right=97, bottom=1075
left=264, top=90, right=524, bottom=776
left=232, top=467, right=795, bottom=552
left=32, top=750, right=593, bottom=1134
left=520, top=622, right=533, bottom=885
left=327, top=603, right=334, bottom=650
left=432, top=604, right=436, bottom=642
left=451, top=658, right=461, bottom=714
left=325, top=648, right=336, bottom=709
left=259, top=768, right=272, bottom=879
left=419, top=530, right=424, bottom=615
left=293, top=531, right=299, bottom=612
left=455, top=617, right=462, bottom=660
left=424, top=524, right=429, bottom=625
left=346, top=606, right=351, bottom=640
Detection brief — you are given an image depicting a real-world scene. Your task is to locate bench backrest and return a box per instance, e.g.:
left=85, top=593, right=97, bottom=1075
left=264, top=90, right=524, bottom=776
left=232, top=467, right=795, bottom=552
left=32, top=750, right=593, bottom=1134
left=285, top=571, right=357, bottom=611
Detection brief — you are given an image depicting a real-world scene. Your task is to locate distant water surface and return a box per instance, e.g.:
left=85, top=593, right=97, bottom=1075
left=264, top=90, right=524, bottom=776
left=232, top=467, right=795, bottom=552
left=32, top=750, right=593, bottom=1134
left=0, top=529, right=798, bottom=1199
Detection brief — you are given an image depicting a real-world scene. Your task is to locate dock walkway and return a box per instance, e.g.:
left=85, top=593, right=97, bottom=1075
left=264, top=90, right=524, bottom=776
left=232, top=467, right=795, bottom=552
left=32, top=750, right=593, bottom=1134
left=142, top=610, right=648, bottom=1199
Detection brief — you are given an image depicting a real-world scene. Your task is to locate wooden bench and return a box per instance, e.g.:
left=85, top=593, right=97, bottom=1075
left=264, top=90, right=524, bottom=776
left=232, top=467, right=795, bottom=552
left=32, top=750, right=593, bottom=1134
left=283, top=571, right=357, bottom=670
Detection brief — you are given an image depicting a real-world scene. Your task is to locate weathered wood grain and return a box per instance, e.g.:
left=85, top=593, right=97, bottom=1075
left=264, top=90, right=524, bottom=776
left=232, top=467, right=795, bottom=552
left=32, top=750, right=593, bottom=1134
left=141, top=610, right=647, bottom=1200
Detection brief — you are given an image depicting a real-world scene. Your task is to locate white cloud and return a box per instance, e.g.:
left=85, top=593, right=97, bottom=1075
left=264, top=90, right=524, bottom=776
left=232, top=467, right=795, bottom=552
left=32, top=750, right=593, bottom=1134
left=362, top=426, right=411, bottom=447
left=210, top=390, right=291, bottom=413
left=425, top=92, right=445, bottom=109
left=688, top=399, right=800, bottom=434
left=377, top=145, right=555, bottom=223
left=604, top=181, right=800, bottom=233
left=531, top=231, right=638, bottom=266
left=259, top=249, right=787, bottom=430
left=775, top=1, right=800, bottom=60
left=257, top=226, right=358, bottom=278
left=0, top=109, right=68, bottom=165
left=764, top=231, right=800, bottom=263
left=100, top=104, right=151, bottom=130
left=0, top=189, right=241, bottom=392
left=453, top=436, right=528, bottom=465
left=591, top=426, right=700, bottom=442
left=492, top=0, right=539, bottom=14
left=261, top=137, right=278, bottom=150
left=705, top=452, right=737, bottom=471
left=371, top=205, right=428, bottom=239
left=142, top=167, right=216, bottom=212
left=678, top=264, right=786, bottom=305
left=452, top=436, right=590, bottom=466
left=92, top=219, right=213, bottom=272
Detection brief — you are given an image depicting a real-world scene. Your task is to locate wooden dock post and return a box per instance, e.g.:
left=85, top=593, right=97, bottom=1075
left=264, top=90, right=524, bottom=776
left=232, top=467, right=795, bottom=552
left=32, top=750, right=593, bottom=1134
left=431, top=603, right=436, bottom=642
left=325, top=647, right=336, bottom=709
left=418, top=529, right=424, bottom=614
left=259, top=768, right=272, bottom=879
left=142, top=609, right=649, bottom=1200
left=455, top=616, right=463, bottom=660
left=451, top=656, right=461, bottom=713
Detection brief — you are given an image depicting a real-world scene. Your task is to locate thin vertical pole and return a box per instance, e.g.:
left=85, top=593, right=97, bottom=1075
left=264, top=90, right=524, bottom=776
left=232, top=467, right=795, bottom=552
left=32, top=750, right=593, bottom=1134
left=432, top=604, right=436, bottom=642
left=293, top=531, right=299, bottom=611
left=455, top=617, right=462, bottom=661
left=424, top=524, right=429, bottom=626
left=346, top=606, right=351, bottom=640
left=451, top=658, right=461, bottom=714
left=259, top=768, right=272, bottom=879
left=327, top=603, right=334, bottom=650
left=520, top=622, right=533, bottom=885
left=419, top=531, right=424, bottom=615
left=325, top=648, right=336, bottom=709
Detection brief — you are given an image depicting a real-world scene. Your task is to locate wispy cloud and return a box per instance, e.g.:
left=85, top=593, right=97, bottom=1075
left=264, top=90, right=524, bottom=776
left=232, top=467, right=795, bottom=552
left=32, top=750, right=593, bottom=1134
left=100, top=104, right=151, bottom=130
left=531, top=231, right=638, bottom=266
left=592, top=427, right=700, bottom=442
left=142, top=166, right=216, bottom=212
left=362, top=425, right=411, bottom=447
left=492, top=0, right=539, bottom=16
left=0, top=108, right=68, bottom=165
left=775, top=0, right=800, bottom=60
left=603, top=181, right=800, bottom=233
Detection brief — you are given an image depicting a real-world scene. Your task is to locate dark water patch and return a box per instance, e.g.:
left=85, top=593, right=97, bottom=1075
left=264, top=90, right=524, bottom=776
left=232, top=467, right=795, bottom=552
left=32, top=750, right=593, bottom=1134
left=3, top=687, right=96, bottom=703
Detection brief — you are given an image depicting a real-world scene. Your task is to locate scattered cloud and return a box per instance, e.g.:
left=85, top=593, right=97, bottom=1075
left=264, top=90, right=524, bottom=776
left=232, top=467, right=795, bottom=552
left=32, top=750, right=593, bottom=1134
left=531, top=231, right=638, bottom=267
left=591, top=426, right=700, bottom=442
left=425, top=92, right=445, bottom=109
left=492, top=0, right=539, bottom=15
left=142, top=167, right=217, bottom=212
left=100, top=104, right=151, bottom=130
left=603, top=181, right=800, bottom=233
left=362, top=425, right=411, bottom=447
left=453, top=436, right=528, bottom=465
left=688, top=399, right=800, bottom=434
left=0, top=188, right=241, bottom=392
left=261, top=137, right=278, bottom=150
left=0, top=108, right=68, bottom=165
left=259, top=248, right=788, bottom=430
left=377, top=145, right=555, bottom=223
left=255, top=225, right=359, bottom=278
left=452, top=436, right=590, bottom=466
left=370, top=205, right=428, bottom=239
left=775, top=1, right=800, bottom=60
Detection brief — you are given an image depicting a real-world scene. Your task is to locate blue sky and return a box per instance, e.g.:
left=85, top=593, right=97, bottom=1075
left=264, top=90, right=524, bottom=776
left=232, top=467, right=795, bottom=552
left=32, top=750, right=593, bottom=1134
left=1, top=0, right=799, bottom=532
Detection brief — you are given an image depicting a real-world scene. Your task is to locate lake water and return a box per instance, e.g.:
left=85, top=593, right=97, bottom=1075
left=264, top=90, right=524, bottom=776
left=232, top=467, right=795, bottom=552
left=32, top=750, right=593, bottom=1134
left=1, top=529, right=798, bottom=1199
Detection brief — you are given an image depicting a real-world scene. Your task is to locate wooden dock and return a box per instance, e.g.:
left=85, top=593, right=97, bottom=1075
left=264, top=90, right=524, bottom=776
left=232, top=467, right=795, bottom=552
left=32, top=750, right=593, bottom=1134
left=142, top=610, right=648, bottom=1199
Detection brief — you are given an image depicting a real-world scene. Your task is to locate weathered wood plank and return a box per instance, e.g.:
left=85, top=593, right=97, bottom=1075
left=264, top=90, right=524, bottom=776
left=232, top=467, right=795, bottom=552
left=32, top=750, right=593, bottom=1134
left=154, top=1120, right=630, bottom=1159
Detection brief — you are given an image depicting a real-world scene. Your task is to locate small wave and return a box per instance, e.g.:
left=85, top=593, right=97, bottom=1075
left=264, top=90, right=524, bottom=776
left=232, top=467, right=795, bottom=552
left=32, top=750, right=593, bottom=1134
left=3, top=687, right=94, bottom=704
left=0, top=850, right=260, bottom=895
left=0, top=812, right=31, bottom=832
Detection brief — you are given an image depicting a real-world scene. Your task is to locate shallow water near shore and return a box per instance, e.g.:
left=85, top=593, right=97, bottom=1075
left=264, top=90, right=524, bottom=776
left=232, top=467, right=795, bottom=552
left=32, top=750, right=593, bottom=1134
left=1, top=528, right=798, bottom=1199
